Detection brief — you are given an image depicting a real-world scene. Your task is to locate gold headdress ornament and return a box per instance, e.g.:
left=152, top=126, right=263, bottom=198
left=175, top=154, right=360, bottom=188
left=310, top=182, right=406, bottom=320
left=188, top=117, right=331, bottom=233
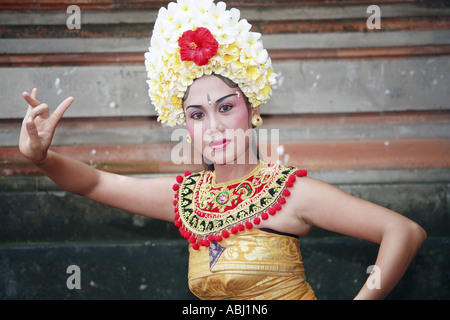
left=145, top=0, right=277, bottom=127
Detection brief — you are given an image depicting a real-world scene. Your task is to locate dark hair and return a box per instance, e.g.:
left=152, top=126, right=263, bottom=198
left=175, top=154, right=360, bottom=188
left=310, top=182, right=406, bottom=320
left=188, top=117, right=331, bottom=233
left=182, top=73, right=259, bottom=171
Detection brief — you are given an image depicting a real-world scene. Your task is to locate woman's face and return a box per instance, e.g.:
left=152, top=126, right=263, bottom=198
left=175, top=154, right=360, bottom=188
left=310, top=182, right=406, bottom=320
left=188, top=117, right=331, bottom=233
left=183, top=75, right=256, bottom=165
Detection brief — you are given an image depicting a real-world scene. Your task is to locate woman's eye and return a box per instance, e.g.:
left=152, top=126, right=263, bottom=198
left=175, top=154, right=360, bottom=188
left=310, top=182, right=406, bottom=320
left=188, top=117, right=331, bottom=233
left=191, top=112, right=204, bottom=120
left=219, top=104, right=233, bottom=112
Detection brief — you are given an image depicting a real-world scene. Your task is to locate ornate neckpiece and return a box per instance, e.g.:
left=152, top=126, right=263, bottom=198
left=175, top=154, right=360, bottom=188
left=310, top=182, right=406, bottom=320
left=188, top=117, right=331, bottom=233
left=172, top=162, right=307, bottom=250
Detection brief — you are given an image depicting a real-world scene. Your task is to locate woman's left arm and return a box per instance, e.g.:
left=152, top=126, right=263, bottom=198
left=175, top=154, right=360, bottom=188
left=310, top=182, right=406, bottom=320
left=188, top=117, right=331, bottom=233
left=295, top=177, right=427, bottom=300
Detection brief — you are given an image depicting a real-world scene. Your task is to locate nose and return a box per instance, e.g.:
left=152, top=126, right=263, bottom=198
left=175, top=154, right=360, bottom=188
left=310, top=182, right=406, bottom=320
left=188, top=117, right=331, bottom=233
left=205, top=112, right=224, bottom=133
left=203, top=114, right=226, bottom=146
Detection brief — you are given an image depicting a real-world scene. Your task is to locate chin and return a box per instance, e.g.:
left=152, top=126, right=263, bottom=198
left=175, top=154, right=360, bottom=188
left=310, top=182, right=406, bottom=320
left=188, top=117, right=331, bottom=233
left=208, top=147, right=254, bottom=166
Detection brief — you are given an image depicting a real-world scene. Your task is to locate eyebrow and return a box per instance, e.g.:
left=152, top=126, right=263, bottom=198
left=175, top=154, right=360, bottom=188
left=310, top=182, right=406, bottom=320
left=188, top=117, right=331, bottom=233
left=186, top=93, right=238, bottom=110
left=216, top=93, right=238, bottom=103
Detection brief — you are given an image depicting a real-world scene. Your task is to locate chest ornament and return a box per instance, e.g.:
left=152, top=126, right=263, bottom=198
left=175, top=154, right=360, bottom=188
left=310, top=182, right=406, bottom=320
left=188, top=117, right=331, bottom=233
left=172, top=162, right=307, bottom=250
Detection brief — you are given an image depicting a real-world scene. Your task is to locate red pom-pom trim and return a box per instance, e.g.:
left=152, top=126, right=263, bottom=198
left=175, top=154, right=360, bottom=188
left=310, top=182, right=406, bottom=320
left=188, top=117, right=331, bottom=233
left=282, top=189, right=291, bottom=197
left=222, top=230, right=230, bottom=238
left=184, top=170, right=192, bottom=177
left=296, top=169, right=307, bottom=177
left=192, top=243, right=199, bottom=250
left=176, top=175, right=183, bottom=183
left=278, top=196, right=286, bottom=204
left=172, top=184, right=179, bottom=191
left=253, top=217, right=261, bottom=225
left=261, top=212, right=269, bottom=220
left=245, top=221, right=253, bottom=229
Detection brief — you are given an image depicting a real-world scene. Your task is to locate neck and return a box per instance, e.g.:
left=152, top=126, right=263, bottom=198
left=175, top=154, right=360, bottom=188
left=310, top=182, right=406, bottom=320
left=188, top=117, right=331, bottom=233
left=212, top=148, right=260, bottom=184
left=213, top=161, right=260, bottom=184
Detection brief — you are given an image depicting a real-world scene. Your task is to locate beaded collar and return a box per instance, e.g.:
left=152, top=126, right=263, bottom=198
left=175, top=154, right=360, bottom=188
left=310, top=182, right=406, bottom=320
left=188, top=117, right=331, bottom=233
left=172, top=162, right=307, bottom=250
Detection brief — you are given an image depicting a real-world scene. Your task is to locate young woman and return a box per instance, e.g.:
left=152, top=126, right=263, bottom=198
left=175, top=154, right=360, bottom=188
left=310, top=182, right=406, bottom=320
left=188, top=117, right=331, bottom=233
left=19, top=0, right=426, bottom=300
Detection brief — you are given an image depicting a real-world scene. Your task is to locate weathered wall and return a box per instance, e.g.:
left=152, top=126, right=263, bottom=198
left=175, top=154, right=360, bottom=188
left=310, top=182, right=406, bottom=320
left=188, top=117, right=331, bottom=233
left=0, top=0, right=449, bottom=300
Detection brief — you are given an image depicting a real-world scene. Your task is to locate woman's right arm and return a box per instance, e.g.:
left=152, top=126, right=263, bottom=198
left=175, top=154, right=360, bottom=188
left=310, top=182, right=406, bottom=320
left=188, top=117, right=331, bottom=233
left=19, top=89, right=175, bottom=222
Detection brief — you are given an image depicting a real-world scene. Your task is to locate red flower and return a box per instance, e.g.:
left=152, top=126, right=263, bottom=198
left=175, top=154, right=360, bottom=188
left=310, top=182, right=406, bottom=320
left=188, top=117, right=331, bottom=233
left=178, top=27, right=219, bottom=66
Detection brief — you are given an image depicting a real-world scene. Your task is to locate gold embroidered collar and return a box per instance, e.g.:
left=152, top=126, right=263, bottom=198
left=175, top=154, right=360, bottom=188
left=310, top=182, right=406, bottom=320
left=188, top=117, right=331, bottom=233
left=173, top=162, right=307, bottom=250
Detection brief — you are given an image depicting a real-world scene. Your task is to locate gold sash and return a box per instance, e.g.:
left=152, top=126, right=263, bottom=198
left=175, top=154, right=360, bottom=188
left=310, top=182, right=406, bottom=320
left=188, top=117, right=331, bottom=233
left=188, top=229, right=316, bottom=300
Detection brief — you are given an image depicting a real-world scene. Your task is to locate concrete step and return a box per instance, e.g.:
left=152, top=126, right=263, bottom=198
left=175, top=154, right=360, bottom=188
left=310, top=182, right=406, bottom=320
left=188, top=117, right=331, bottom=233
left=1, top=237, right=447, bottom=300
left=1, top=56, right=449, bottom=119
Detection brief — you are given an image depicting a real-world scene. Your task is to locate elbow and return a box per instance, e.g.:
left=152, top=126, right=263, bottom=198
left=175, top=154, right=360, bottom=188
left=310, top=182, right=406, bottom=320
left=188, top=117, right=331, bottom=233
left=385, top=219, right=427, bottom=251
left=418, top=224, right=427, bottom=244
left=407, top=221, right=427, bottom=249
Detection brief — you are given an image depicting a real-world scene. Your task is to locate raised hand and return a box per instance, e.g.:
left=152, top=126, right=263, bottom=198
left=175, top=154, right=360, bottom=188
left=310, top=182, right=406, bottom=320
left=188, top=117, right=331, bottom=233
left=19, top=88, right=74, bottom=164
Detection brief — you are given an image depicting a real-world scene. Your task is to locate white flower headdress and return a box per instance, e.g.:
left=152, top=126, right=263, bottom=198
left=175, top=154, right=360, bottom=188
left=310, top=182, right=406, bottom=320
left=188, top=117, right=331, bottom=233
left=145, top=0, right=277, bottom=127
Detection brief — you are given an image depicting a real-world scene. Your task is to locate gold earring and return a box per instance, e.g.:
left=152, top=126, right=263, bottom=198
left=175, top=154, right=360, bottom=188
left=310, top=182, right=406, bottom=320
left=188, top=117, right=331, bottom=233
left=186, top=133, right=192, bottom=144
left=251, top=115, right=263, bottom=127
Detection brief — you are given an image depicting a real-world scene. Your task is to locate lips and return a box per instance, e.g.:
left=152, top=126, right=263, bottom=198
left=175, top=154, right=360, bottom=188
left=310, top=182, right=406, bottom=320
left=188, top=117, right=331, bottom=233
left=209, top=139, right=230, bottom=150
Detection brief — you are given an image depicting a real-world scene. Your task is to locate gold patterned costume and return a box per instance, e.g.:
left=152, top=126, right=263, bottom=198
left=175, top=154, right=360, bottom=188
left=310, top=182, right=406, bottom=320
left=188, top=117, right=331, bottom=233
left=173, top=162, right=316, bottom=300
left=188, top=229, right=316, bottom=300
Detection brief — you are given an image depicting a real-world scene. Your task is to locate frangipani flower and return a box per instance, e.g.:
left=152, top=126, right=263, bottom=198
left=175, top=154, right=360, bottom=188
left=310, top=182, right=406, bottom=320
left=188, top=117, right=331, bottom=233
left=145, top=0, right=277, bottom=127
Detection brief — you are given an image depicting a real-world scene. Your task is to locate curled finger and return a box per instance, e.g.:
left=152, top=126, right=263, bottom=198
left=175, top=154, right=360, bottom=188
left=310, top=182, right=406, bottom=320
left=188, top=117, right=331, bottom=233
left=22, top=90, right=41, bottom=109
left=28, top=103, right=50, bottom=121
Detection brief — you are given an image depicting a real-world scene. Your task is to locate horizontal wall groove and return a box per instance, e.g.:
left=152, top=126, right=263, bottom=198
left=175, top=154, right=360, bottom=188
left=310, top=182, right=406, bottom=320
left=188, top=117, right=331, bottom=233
left=1, top=1, right=448, bottom=11
left=1, top=45, right=449, bottom=67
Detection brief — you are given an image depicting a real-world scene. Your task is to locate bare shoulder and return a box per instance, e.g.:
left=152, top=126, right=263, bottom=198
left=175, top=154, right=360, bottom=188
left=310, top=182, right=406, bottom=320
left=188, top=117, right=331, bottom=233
left=256, top=175, right=327, bottom=236
left=292, top=175, right=348, bottom=203
left=285, top=176, right=336, bottom=230
left=288, top=175, right=424, bottom=243
left=288, top=175, right=364, bottom=228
